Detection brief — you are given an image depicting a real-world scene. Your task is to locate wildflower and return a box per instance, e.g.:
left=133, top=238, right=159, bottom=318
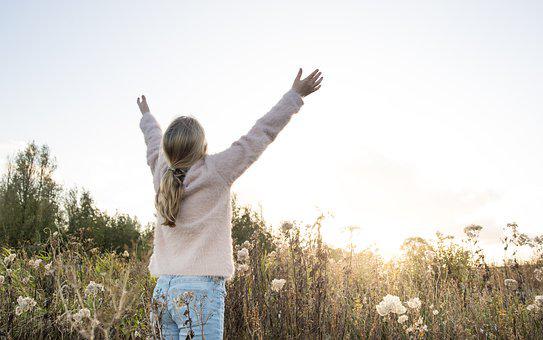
left=72, top=308, right=91, bottom=323
left=22, top=277, right=29, bottom=284
left=183, top=291, right=194, bottom=301
left=534, top=268, right=543, bottom=282
left=242, top=240, right=252, bottom=249
left=407, top=297, right=422, bottom=309
left=504, top=279, right=518, bottom=290
left=28, top=258, right=42, bottom=269
left=44, top=262, right=53, bottom=275
left=16, top=296, right=37, bottom=315
left=0, top=275, right=4, bottom=285
left=85, top=281, right=105, bottom=296
left=424, top=250, right=436, bottom=260
left=237, top=248, right=249, bottom=262
left=398, top=314, right=408, bottom=324
left=464, top=224, right=483, bottom=239
left=516, top=233, right=531, bottom=246
left=53, top=231, right=58, bottom=237
left=4, top=253, right=16, bottom=265
left=376, top=294, right=407, bottom=316
left=406, top=317, right=428, bottom=334
left=527, top=304, right=539, bottom=312
left=535, top=295, right=543, bottom=307
left=236, top=263, right=250, bottom=275
left=433, top=309, right=439, bottom=315
left=134, top=330, right=141, bottom=338
left=122, top=250, right=130, bottom=258
left=271, top=278, right=286, bottom=292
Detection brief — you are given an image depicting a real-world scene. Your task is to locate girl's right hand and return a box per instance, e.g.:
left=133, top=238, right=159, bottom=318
left=292, top=68, right=323, bottom=97
left=137, top=95, right=150, bottom=115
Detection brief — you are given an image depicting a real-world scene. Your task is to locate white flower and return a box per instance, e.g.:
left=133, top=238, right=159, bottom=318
left=237, top=248, right=249, bottom=262
left=424, top=250, right=436, bottom=260
left=134, top=330, right=141, bottom=338
left=28, top=258, right=42, bottom=269
left=433, top=309, right=439, bottom=315
left=44, top=262, right=53, bottom=275
left=242, top=240, right=252, bottom=249
left=271, top=278, right=286, bottom=292
left=535, top=295, right=543, bottom=307
left=53, top=231, right=59, bottom=237
left=236, top=264, right=250, bottom=275
left=72, top=308, right=91, bottom=323
left=0, top=275, right=4, bottom=285
left=376, top=294, right=407, bottom=316
left=22, top=277, right=29, bottom=284
left=85, top=281, right=104, bottom=296
left=16, top=296, right=37, bottom=315
left=527, top=304, right=539, bottom=312
left=407, top=297, right=422, bottom=309
left=122, top=250, right=130, bottom=258
left=504, top=279, right=518, bottom=290
left=4, top=253, right=16, bottom=265
left=464, top=224, right=482, bottom=239
left=398, top=315, right=408, bottom=324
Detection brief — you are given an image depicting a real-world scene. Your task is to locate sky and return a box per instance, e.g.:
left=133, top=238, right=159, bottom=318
left=1, top=0, right=542, bottom=261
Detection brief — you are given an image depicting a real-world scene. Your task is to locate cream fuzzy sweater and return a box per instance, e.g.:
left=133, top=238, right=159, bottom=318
left=140, top=89, right=304, bottom=279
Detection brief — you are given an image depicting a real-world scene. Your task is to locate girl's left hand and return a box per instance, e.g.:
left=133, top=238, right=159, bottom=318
left=137, top=95, right=150, bottom=114
left=292, top=68, right=323, bottom=97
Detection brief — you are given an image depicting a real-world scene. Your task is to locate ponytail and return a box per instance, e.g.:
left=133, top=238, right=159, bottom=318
left=156, top=167, right=189, bottom=227
left=155, top=115, right=207, bottom=228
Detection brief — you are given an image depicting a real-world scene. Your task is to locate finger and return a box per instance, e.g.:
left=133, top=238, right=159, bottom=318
left=311, top=84, right=322, bottom=93
left=310, top=72, right=322, bottom=84
left=314, top=76, right=323, bottom=86
left=142, top=94, right=146, bottom=102
left=295, top=68, right=302, bottom=81
left=304, top=69, right=319, bottom=82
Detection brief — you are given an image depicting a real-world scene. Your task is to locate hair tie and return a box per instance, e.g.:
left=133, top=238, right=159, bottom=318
left=168, top=166, right=188, bottom=184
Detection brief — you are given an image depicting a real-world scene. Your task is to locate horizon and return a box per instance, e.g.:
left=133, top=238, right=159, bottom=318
left=2, top=1, right=542, bottom=262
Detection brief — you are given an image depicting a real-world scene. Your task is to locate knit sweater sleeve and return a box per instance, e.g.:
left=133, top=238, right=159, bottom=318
left=139, top=111, right=163, bottom=175
left=209, top=89, right=304, bottom=185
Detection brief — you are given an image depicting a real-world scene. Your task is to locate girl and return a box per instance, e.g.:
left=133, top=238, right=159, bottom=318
left=138, top=68, right=323, bottom=339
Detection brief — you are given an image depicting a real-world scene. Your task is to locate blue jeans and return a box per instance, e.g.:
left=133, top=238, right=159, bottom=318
left=150, top=275, right=226, bottom=339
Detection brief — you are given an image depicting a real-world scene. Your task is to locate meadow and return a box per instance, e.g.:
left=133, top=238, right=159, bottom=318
left=1, top=144, right=543, bottom=339
left=1, top=219, right=542, bottom=339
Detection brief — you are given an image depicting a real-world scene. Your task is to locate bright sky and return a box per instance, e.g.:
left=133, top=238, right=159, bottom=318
left=1, top=1, right=542, bottom=261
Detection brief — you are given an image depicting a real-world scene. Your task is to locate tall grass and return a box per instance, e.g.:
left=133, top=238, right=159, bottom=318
left=0, top=220, right=542, bottom=339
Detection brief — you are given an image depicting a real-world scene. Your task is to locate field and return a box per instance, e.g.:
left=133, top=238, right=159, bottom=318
left=1, top=218, right=542, bottom=339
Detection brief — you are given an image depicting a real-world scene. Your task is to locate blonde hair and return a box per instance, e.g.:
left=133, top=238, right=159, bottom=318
left=156, top=116, right=207, bottom=227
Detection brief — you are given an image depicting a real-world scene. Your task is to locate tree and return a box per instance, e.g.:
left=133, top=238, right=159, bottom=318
left=0, top=142, right=62, bottom=246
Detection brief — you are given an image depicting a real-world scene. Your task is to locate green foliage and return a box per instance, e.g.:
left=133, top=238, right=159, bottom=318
left=0, top=142, right=142, bottom=254
left=0, top=142, right=62, bottom=246
left=231, top=194, right=274, bottom=253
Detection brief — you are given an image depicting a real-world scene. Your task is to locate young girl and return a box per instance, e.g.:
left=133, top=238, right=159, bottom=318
left=138, top=68, right=323, bottom=339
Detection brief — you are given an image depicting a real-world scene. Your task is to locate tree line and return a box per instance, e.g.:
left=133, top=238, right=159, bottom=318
left=0, top=142, right=272, bottom=254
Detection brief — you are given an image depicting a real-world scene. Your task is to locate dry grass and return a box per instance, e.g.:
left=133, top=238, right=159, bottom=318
left=0, top=221, right=542, bottom=339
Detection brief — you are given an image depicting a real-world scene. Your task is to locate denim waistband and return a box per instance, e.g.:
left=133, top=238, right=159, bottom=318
left=158, top=274, right=226, bottom=283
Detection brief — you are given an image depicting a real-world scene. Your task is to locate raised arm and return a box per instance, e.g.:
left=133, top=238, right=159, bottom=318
left=137, top=95, right=163, bottom=175
left=209, top=68, right=323, bottom=185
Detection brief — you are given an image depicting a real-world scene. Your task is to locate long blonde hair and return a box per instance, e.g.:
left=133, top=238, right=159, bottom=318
left=156, top=116, right=207, bottom=227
